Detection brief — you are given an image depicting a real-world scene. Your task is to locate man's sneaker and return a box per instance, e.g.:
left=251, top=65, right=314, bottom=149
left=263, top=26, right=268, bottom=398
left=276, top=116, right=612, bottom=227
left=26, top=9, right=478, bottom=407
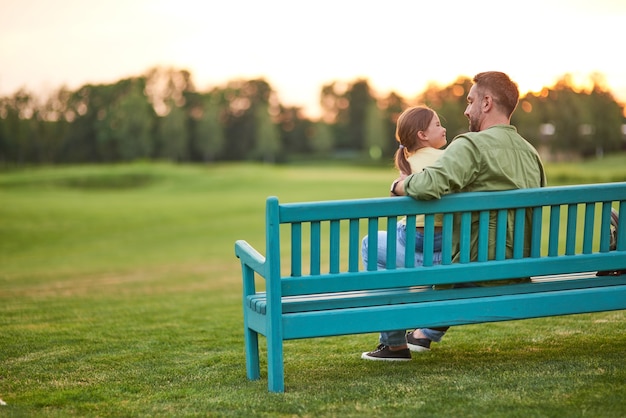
left=361, top=344, right=411, bottom=361
left=406, top=331, right=431, bottom=352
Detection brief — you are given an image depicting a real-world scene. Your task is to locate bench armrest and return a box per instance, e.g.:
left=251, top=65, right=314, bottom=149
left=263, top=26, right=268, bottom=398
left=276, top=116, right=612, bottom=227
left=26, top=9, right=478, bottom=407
left=235, top=240, right=266, bottom=277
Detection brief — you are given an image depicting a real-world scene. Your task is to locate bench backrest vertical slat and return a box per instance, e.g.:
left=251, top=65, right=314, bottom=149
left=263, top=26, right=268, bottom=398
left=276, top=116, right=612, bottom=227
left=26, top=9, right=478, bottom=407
left=513, top=208, right=526, bottom=259
left=459, top=212, right=472, bottom=263
left=600, top=203, right=612, bottom=251
left=366, top=217, right=379, bottom=271
left=548, top=205, right=561, bottom=256
left=385, top=216, right=398, bottom=270
left=583, top=203, right=595, bottom=254
left=329, top=220, right=341, bottom=274
left=348, top=219, right=360, bottom=272
left=310, top=221, right=321, bottom=275
left=565, top=204, right=578, bottom=255
left=530, top=206, right=543, bottom=258
left=600, top=202, right=613, bottom=252
left=477, top=211, right=490, bottom=262
left=442, top=213, right=454, bottom=264
left=423, top=214, right=436, bottom=267
left=291, top=222, right=302, bottom=277
left=495, top=209, right=507, bottom=261
left=618, top=201, right=625, bottom=251
left=404, top=215, right=417, bottom=267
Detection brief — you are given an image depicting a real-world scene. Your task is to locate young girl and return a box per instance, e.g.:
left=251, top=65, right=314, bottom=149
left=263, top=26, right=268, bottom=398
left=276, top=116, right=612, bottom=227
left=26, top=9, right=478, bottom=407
left=391, top=105, right=447, bottom=252
left=361, top=105, right=447, bottom=361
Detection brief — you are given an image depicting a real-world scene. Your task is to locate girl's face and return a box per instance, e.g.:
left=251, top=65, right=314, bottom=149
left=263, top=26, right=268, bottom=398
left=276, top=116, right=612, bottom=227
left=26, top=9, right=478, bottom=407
left=421, top=113, right=447, bottom=149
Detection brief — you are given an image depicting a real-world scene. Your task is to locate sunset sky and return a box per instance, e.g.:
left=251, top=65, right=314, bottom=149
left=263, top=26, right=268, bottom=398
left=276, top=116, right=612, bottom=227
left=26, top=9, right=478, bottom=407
left=1, top=0, right=625, bottom=118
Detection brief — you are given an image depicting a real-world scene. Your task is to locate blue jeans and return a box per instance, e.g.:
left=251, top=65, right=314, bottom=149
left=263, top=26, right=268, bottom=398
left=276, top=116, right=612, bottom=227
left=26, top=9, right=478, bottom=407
left=361, top=222, right=444, bottom=347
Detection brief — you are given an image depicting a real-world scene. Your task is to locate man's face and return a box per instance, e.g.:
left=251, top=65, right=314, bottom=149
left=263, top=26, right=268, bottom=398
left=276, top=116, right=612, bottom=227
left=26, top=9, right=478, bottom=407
left=464, top=85, right=482, bottom=132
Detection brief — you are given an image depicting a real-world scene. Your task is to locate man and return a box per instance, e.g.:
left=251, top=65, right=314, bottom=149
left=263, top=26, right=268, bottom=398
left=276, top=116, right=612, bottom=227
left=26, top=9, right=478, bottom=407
left=362, top=71, right=547, bottom=361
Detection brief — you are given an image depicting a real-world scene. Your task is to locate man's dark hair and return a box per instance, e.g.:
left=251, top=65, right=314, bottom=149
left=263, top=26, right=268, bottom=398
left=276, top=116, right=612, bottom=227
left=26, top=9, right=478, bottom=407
left=473, top=72, right=519, bottom=117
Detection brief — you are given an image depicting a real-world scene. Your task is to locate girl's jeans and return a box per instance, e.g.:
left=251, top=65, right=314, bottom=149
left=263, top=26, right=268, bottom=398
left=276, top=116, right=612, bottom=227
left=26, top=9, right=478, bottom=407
left=361, top=222, right=445, bottom=347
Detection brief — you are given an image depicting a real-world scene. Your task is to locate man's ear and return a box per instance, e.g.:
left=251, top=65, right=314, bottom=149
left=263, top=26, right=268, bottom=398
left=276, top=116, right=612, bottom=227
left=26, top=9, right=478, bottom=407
left=483, top=95, right=493, bottom=112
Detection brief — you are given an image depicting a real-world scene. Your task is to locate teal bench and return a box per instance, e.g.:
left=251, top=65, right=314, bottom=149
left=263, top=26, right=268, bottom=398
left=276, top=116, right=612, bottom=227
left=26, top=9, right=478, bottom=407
left=234, top=182, right=626, bottom=392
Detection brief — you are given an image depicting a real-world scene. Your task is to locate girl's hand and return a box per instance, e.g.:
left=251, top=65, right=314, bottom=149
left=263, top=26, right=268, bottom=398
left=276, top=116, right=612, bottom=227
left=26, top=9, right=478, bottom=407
left=390, top=174, right=407, bottom=196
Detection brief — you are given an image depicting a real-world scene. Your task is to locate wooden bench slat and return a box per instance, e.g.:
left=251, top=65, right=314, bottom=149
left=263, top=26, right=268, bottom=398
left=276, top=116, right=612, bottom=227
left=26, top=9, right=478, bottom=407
left=583, top=203, right=595, bottom=254
left=329, top=220, right=341, bottom=274
left=248, top=274, right=626, bottom=315
left=290, top=222, right=302, bottom=277
left=385, top=216, right=397, bottom=270
left=279, top=252, right=626, bottom=296
left=565, top=204, right=578, bottom=255
left=348, top=219, right=360, bottom=272
left=275, top=182, right=626, bottom=222
left=281, top=282, right=626, bottom=339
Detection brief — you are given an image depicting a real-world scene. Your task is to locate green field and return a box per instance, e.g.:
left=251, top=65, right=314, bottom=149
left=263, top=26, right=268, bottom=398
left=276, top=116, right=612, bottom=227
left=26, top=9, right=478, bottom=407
left=1, top=157, right=626, bottom=417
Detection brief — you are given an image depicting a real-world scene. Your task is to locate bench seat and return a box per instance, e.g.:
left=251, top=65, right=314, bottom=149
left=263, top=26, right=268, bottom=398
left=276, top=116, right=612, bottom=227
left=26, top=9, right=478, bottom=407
left=246, top=274, right=626, bottom=339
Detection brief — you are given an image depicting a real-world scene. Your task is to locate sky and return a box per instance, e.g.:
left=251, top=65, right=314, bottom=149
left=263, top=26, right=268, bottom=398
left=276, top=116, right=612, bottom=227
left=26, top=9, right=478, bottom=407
left=1, top=0, right=626, bottom=118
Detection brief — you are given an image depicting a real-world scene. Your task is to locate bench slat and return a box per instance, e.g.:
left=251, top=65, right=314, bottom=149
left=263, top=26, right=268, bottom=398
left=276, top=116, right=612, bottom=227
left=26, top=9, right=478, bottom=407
left=583, top=203, right=595, bottom=254
left=280, top=251, right=626, bottom=296
left=276, top=182, right=626, bottom=222
left=248, top=274, right=626, bottom=315
left=280, top=281, right=626, bottom=339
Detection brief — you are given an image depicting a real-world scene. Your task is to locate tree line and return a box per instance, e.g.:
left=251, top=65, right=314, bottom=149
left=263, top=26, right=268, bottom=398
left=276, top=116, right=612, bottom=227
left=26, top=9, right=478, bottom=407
left=1, top=67, right=624, bottom=166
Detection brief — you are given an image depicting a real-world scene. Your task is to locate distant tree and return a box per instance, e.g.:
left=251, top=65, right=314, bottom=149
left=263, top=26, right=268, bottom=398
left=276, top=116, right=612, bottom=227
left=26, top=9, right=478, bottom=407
left=513, top=90, right=546, bottom=148
left=319, top=79, right=374, bottom=153
left=253, top=102, right=281, bottom=163
left=61, top=84, right=107, bottom=162
left=551, top=76, right=592, bottom=154
left=191, top=92, right=225, bottom=162
left=276, top=105, right=313, bottom=157
left=141, top=68, right=196, bottom=162
left=346, top=79, right=371, bottom=151
left=364, top=99, right=386, bottom=161
left=319, top=81, right=347, bottom=124
left=0, top=89, right=39, bottom=163
left=319, top=81, right=350, bottom=150
left=157, top=100, right=189, bottom=161
left=377, top=91, right=407, bottom=159
left=117, top=82, right=155, bottom=160
left=310, top=121, right=334, bottom=156
left=587, top=73, right=625, bottom=156
left=0, top=95, right=21, bottom=163
left=221, top=79, right=276, bottom=161
left=95, top=78, right=155, bottom=161
left=144, top=67, right=195, bottom=116
left=37, top=87, right=74, bottom=163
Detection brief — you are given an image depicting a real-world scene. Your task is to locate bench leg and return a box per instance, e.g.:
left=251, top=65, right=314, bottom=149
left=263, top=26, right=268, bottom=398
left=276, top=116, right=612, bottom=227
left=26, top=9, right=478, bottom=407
left=244, top=326, right=260, bottom=381
left=267, top=332, right=285, bottom=392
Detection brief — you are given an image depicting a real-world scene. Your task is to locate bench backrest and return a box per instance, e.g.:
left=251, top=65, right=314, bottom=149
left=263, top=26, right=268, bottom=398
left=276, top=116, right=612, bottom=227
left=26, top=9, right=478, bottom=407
left=264, top=183, right=626, bottom=298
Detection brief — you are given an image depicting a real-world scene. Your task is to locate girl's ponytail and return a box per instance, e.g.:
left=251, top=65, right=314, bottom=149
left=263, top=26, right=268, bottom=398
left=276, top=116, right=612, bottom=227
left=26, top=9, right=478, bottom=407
left=394, top=144, right=412, bottom=176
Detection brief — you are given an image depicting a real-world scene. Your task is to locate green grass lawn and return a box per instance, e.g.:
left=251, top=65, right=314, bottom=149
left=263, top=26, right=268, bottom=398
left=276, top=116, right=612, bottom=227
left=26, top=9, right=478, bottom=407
left=1, top=158, right=626, bottom=417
